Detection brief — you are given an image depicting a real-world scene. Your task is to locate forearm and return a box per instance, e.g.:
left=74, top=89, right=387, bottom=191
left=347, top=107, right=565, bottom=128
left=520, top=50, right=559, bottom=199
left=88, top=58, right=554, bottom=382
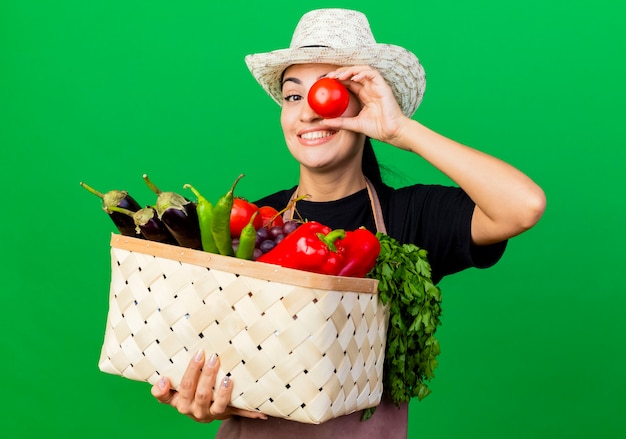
left=392, top=118, right=546, bottom=244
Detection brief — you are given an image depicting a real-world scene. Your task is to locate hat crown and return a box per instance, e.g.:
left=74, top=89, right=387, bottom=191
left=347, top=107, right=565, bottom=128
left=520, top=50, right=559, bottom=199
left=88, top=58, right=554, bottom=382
left=245, top=8, right=426, bottom=117
left=290, top=9, right=377, bottom=49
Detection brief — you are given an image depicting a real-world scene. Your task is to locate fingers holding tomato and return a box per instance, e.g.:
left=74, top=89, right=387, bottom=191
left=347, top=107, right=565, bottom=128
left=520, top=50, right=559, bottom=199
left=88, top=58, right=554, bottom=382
left=326, top=66, right=398, bottom=108
left=321, top=66, right=406, bottom=141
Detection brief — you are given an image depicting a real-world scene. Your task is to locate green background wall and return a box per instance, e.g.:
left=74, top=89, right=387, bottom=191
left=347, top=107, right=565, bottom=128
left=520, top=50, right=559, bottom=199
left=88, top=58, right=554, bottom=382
left=2, top=0, right=624, bottom=437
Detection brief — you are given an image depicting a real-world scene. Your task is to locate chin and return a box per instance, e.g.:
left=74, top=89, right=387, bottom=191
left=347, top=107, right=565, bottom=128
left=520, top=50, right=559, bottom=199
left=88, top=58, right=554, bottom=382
left=302, top=161, right=331, bottom=171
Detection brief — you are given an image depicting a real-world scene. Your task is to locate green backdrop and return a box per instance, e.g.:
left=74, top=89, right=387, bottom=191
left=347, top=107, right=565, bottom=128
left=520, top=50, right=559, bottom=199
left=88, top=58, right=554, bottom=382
left=2, top=0, right=624, bottom=437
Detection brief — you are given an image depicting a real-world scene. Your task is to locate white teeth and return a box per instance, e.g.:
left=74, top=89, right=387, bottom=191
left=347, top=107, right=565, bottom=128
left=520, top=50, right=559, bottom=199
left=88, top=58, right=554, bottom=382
left=300, top=131, right=334, bottom=140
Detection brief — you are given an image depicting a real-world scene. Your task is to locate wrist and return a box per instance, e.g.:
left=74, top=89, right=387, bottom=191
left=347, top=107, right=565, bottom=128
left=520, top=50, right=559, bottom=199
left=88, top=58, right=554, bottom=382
left=386, top=116, right=421, bottom=152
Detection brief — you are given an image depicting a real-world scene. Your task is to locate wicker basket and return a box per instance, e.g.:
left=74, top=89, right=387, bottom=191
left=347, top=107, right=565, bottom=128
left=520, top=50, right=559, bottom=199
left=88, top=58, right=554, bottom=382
left=99, top=234, right=388, bottom=424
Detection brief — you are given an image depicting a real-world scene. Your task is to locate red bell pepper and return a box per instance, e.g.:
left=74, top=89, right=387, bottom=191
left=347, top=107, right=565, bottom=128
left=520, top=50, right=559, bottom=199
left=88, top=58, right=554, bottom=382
left=257, top=221, right=346, bottom=275
left=257, top=221, right=381, bottom=278
left=336, top=227, right=381, bottom=278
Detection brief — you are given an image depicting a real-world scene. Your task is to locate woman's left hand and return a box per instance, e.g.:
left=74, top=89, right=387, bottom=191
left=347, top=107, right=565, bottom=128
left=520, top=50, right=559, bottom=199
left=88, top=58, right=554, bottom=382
left=326, top=66, right=546, bottom=245
left=324, top=65, right=410, bottom=145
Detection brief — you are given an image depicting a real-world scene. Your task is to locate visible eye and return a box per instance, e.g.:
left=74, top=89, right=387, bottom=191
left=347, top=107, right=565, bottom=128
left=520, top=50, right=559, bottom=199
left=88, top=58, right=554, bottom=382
left=284, top=93, right=303, bottom=103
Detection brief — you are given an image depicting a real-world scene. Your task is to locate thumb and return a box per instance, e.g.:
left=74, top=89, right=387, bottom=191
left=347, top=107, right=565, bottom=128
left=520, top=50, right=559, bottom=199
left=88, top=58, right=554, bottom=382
left=151, top=377, right=176, bottom=404
left=323, top=116, right=357, bottom=132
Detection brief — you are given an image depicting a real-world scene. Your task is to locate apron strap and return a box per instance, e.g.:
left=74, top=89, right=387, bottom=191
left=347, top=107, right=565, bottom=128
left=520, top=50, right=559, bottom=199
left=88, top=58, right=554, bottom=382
left=365, top=178, right=387, bottom=234
left=282, top=178, right=387, bottom=234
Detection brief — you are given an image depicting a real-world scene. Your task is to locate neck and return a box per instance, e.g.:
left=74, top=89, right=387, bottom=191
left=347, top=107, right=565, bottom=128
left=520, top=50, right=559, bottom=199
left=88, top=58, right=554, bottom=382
left=297, top=168, right=367, bottom=202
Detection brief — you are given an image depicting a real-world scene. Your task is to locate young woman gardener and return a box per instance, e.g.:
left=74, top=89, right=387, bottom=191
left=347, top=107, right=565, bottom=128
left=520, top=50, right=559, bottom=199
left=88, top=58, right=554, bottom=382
left=151, top=9, right=546, bottom=438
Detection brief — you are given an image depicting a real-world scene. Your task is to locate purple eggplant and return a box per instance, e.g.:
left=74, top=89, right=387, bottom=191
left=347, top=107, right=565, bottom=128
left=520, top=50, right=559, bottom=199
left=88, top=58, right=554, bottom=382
left=80, top=181, right=141, bottom=237
left=107, top=206, right=177, bottom=244
left=142, top=174, right=202, bottom=250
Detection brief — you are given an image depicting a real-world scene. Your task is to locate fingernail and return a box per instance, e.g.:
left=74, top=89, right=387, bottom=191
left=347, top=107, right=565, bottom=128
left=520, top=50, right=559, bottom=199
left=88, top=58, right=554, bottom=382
left=222, top=376, right=230, bottom=388
left=158, top=377, right=167, bottom=389
left=194, top=349, right=204, bottom=362
left=208, top=353, right=217, bottom=367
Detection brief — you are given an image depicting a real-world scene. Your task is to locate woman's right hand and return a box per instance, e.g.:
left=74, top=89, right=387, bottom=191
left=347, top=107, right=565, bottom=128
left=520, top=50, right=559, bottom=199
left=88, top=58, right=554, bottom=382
left=151, top=350, right=268, bottom=423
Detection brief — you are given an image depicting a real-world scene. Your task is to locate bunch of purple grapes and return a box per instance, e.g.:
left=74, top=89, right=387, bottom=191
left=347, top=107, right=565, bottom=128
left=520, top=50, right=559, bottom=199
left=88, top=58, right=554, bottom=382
left=252, top=220, right=300, bottom=260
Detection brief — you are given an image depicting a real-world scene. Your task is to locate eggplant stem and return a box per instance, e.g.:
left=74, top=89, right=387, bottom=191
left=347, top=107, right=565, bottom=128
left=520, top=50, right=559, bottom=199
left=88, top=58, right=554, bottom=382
left=106, top=206, right=135, bottom=217
left=80, top=181, right=104, bottom=199
left=143, top=174, right=163, bottom=195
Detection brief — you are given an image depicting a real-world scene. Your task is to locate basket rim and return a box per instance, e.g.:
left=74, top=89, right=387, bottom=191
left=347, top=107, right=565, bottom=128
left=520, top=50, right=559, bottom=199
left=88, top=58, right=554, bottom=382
left=110, top=234, right=379, bottom=294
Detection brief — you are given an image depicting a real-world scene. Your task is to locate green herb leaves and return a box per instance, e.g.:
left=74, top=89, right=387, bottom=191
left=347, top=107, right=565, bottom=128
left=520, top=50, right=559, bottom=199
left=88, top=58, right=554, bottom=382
left=367, top=233, right=443, bottom=410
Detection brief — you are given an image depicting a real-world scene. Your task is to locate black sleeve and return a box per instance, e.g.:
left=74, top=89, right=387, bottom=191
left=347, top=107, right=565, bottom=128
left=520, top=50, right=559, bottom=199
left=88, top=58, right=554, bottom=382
left=385, top=184, right=507, bottom=284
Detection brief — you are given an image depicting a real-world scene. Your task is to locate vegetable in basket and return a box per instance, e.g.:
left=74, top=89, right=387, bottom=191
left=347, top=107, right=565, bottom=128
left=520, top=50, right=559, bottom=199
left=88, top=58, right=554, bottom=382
left=210, top=174, right=244, bottom=256
left=235, top=211, right=259, bottom=260
left=257, top=221, right=345, bottom=275
left=80, top=181, right=142, bottom=237
left=361, top=233, right=443, bottom=421
left=183, top=183, right=219, bottom=254
left=337, top=227, right=382, bottom=278
left=230, top=197, right=263, bottom=238
left=106, top=206, right=177, bottom=244
left=143, top=174, right=202, bottom=250
left=258, top=205, right=283, bottom=229
left=257, top=221, right=380, bottom=277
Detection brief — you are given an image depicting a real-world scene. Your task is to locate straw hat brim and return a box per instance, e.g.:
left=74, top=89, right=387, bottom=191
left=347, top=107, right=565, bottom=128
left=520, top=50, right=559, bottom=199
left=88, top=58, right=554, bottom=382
left=245, top=44, right=426, bottom=117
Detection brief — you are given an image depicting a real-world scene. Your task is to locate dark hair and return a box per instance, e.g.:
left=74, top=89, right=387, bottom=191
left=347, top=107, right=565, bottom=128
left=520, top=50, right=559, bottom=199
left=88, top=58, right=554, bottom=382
left=362, top=137, right=384, bottom=187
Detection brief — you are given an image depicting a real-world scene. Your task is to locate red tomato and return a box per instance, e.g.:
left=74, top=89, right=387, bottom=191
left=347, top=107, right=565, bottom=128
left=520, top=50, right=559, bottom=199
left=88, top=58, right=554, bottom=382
left=307, top=77, right=350, bottom=118
left=230, top=198, right=262, bottom=238
left=259, top=206, right=284, bottom=229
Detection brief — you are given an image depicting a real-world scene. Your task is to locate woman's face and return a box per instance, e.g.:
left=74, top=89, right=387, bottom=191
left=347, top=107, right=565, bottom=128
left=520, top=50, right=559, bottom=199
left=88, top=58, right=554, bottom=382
left=280, top=63, right=364, bottom=173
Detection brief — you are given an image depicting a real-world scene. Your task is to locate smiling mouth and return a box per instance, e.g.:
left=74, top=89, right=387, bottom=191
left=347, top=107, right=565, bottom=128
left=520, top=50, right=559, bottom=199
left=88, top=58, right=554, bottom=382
left=299, top=130, right=336, bottom=140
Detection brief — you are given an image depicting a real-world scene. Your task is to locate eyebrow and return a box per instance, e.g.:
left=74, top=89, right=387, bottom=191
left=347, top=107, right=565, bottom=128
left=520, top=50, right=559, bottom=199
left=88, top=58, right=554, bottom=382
left=281, top=73, right=328, bottom=89
left=282, top=77, right=302, bottom=87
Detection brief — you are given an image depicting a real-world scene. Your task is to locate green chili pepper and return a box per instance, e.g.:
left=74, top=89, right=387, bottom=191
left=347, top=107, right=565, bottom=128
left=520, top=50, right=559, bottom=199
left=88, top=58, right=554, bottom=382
left=211, top=174, right=244, bottom=256
left=183, top=183, right=219, bottom=254
left=236, top=211, right=258, bottom=260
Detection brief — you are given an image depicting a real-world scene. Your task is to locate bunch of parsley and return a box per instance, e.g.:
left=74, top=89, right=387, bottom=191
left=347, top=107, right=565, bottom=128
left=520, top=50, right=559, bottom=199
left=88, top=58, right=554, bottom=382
left=362, top=233, right=443, bottom=420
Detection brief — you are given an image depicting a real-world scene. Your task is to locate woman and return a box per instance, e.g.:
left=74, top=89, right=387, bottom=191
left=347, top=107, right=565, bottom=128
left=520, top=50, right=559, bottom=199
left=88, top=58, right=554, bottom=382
left=151, top=8, right=546, bottom=438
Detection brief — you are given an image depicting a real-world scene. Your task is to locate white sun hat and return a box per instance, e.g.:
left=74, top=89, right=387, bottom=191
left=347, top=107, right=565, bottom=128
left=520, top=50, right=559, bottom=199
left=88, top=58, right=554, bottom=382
left=245, top=8, right=426, bottom=117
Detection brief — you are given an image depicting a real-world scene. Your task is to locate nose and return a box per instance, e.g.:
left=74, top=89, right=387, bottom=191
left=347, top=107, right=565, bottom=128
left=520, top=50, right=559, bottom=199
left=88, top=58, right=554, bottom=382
left=300, top=95, right=322, bottom=122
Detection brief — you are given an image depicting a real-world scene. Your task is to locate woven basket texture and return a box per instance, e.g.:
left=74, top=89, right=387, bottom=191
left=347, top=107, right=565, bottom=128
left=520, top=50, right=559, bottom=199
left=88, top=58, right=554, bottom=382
left=99, top=235, right=388, bottom=424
